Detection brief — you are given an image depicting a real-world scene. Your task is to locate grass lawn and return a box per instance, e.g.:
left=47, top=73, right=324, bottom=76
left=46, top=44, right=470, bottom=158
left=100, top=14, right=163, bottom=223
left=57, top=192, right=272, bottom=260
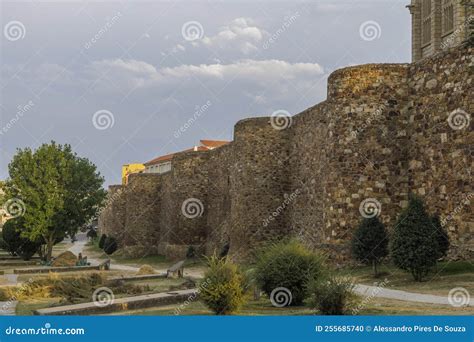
left=336, top=261, right=474, bottom=296
left=106, top=295, right=472, bottom=316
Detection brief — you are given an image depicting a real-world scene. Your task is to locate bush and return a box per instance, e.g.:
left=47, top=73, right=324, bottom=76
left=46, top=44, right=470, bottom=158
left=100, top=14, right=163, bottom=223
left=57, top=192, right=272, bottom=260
left=307, top=277, right=358, bottom=315
left=186, top=245, right=196, bottom=259
left=98, top=234, right=107, bottom=249
left=103, top=236, right=118, bottom=255
left=2, top=220, right=22, bottom=255
left=255, top=240, right=325, bottom=306
left=391, top=194, right=441, bottom=281
left=87, top=229, right=98, bottom=240
left=351, top=217, right=388, bottom=277
left=2, top=219, right=40, bottom=259
left=200, top=254, right=246, bottom=315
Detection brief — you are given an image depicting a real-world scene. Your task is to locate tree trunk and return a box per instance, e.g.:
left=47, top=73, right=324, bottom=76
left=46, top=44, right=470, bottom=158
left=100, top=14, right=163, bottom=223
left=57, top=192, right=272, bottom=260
left=372, top=260, right=378, bottom=277
left=45, top=236, right=54, bottom=262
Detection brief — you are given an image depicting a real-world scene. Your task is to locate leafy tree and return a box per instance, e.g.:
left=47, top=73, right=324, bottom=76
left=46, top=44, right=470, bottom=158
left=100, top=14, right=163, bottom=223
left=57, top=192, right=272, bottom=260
left=391, top=194, right=440, bottom=281
left=5, top=142, right=106, bottom=261
left=351, top=217, right=388, bottom=277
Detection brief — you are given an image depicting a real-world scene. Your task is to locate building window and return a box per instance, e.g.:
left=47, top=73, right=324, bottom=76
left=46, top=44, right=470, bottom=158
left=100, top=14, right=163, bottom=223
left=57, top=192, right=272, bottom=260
left=442, top=0, right=454, bottom=35
left=422, top=0, right=432, bottom=45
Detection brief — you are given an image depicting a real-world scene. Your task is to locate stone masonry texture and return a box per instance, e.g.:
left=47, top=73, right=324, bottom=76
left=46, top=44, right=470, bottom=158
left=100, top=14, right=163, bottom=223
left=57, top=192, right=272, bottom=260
left=99, top=44, right=473, bottom=262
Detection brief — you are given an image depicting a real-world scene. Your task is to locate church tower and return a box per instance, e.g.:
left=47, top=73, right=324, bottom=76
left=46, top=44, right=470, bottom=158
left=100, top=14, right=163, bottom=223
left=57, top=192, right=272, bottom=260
left=407, top=0, right=473, bottom=61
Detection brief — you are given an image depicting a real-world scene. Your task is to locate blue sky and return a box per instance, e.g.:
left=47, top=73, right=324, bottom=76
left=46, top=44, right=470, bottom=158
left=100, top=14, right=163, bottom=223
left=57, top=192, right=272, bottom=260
left=1, top=0, right=411, bottom=186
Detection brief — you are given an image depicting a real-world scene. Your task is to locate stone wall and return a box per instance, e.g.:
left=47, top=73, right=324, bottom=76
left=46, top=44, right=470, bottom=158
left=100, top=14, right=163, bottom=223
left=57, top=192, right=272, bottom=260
left=99, top=43, right=473, bottom=261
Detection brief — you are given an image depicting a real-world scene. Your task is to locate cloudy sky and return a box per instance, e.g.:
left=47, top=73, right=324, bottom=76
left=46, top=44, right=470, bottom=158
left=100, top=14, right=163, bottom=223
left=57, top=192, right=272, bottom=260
left=1, top=0, right=411, bottom=186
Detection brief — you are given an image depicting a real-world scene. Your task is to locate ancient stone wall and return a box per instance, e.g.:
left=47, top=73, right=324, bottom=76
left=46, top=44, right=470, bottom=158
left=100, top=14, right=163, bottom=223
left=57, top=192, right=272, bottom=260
left=99, top=44, right=472, bottom=261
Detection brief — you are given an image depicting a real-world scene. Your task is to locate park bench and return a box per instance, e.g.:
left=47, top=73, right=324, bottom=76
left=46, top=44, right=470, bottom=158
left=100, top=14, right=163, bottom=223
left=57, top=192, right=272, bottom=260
left=167, top=260, right=185, bottom=278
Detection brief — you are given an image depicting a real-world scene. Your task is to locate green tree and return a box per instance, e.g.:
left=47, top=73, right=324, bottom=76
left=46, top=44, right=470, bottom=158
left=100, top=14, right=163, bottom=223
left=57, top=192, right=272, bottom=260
left=391, top=194, right=440, bottom=281
left=2, top=218, right=41, bottom=259
left=5, top=142, right=106, bottom=261
left=351, top=217, right=388, bottom=277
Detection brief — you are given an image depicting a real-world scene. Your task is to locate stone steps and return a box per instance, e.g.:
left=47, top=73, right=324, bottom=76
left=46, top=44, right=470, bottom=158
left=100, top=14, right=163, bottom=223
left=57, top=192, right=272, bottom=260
left=34, top=289, right=198, bottom=315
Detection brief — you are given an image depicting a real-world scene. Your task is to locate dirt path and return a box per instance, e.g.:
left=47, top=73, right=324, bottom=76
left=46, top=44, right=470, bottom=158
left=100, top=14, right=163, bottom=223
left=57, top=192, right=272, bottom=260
left=69, top=235, right=204, bottom=278
left=354, top=284, right=473, bottom=307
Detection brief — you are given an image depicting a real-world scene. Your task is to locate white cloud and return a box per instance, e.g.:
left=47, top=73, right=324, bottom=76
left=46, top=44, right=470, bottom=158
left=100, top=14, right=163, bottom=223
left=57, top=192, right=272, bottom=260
left=85, top=58, right=324, bottom=90
left=174, top=17, right=266, bottom=55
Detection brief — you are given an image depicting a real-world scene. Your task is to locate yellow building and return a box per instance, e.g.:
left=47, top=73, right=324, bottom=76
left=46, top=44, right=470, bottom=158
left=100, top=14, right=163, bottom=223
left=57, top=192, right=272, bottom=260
left=121, top=164, right=145, bottom=185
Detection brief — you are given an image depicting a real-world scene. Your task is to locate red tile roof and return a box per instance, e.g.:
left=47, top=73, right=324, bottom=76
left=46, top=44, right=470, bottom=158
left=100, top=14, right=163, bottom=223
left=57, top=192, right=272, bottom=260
left=200, top=140, right=230, bottom=149
left=144, top=141, right=229, bottom=167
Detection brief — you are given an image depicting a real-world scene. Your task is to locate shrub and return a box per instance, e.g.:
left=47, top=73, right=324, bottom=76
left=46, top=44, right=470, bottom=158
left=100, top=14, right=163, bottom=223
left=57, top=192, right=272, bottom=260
left=186, top=245, right=196, bottom=259
left=2, top=219, right=40, bottom=259
left=2, top=220, right=22, bottom=255
left=391, top=194, right=441, bottom=281
left=351, top=217, right=388, bottom=277
left=255, top=240, right=325, bottom=306
left=98, top=234, right=107, bottom=249
left=87, top=229, right=98, bottom=240
left=307, top=277, right=358, bottom=315
left=103, top=236, right=118, bottom=255
left=200, top=254, right=246, bottom=315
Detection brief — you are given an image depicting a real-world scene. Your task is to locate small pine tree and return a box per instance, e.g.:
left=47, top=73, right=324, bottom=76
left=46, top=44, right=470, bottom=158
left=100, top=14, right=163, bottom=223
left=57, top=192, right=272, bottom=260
left=351, top=217, right=388, bottom=277
left=98, top=234, right=107, bottom=249
left=391, top=194, right=440, bottom=281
